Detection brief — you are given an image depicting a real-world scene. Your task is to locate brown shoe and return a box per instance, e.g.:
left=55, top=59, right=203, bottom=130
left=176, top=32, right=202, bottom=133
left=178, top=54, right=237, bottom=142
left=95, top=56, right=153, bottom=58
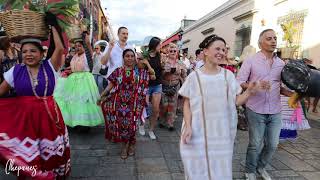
left=128, top=144, right=135, bottom=156
left=120, top=143, right=129, bottom=159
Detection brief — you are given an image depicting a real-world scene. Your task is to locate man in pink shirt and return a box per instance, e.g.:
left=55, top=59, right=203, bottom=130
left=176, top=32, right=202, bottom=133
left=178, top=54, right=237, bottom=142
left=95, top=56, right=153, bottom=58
left=237, top=29, right=292, bottom=180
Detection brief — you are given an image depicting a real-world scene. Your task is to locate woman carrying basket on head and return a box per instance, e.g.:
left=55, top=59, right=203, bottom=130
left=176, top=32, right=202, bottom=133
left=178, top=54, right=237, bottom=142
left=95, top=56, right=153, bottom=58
left=179, top=35, right=260, bottom=180
left=53, top=33, right=104, bottom=130
left=0, top=26, right=70, bottom=179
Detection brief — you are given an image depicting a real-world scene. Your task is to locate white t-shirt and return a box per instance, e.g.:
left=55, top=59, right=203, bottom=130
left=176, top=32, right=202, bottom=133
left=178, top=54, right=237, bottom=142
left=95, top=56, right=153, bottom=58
left=4, top=60, right=58, bottom=88
left=182, top=58, right=191, bottom=69
left=106, top=41, right=133, bottom=78
left=92, top=51, right=107, bottom=75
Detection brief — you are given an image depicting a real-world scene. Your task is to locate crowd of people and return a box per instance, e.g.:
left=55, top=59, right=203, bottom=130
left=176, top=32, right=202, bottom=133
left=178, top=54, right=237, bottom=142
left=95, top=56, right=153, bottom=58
left=0, top=24, right=319, bottom=180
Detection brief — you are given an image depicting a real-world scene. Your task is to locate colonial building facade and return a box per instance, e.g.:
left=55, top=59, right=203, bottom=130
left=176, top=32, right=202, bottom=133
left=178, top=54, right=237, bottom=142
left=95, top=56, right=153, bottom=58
left=181, top=0, right=320, bottom=67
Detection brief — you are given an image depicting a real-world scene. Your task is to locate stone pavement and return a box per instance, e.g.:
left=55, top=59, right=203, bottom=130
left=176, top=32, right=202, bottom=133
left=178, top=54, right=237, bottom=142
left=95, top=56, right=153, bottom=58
left=1, top=116, right=320, bottom=180
left=69, top=117, right=320, bottom=180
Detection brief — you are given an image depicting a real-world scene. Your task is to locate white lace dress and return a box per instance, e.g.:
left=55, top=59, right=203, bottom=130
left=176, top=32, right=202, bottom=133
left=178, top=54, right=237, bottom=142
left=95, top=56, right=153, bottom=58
left=179, top=69, right=242, bottom=180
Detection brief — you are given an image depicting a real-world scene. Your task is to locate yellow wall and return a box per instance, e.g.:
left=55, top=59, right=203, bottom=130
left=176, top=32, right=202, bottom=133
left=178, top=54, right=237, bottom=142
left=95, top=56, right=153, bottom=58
left=98, top=8, right=103, bottom=40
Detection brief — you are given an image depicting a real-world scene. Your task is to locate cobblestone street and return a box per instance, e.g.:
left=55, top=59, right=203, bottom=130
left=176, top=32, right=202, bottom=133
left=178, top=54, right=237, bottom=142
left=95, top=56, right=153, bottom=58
left=67, top=116, right=320, bottom=180
left=1, top=116, right=320, bottom=180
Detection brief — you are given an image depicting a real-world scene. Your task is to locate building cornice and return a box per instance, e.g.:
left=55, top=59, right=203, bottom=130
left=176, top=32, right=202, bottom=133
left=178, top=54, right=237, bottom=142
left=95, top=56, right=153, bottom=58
left=183, top=0, right=244, bottom=34
left=233, top=9, right=258, bottom=21
left=201, top=27, right=215, bottom=35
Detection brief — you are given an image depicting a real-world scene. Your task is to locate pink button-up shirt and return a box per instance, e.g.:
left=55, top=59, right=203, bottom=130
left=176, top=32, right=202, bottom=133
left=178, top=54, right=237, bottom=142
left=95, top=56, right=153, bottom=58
left=237, top=52, right=285, bottom=114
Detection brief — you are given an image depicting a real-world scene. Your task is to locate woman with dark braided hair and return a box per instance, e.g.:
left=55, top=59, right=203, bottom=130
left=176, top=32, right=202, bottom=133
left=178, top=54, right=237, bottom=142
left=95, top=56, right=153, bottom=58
left=179, top=35, right=259, bottom=180
left=100, top=48, right=150, bottom=159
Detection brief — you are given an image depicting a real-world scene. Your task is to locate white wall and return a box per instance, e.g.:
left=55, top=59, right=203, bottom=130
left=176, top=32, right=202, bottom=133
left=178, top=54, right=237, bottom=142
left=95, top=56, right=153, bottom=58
left=181, top=0, right=255, bottom=57
left=251, top=0, right=320, bottom=67
left=181, top=0, right=320, bottom=67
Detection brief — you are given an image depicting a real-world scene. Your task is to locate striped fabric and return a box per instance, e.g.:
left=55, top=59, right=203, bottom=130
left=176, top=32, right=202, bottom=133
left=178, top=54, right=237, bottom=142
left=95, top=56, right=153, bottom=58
left=280, top=95, right=310, bottom=130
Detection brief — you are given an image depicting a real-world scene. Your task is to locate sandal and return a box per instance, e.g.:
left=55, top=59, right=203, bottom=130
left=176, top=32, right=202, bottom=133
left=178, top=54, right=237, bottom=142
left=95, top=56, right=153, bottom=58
left=120, top=143, right=129, bottom=159
left=127, top=144, right=135, bottom=156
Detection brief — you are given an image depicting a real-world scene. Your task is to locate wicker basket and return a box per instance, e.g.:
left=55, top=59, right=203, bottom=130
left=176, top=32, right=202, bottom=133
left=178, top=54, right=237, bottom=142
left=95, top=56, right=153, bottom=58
left=66, top=24, right=82, bottom=42
left=0, top=10, right=48, bottom=41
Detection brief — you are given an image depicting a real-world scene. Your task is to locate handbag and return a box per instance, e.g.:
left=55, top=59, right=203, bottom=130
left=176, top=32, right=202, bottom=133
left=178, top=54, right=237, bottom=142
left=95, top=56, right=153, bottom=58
left=194, top=69, right=229, bottom=180
left=162, top=84, right=178, bottom=96
left=99, top=65, right=108, bottom=75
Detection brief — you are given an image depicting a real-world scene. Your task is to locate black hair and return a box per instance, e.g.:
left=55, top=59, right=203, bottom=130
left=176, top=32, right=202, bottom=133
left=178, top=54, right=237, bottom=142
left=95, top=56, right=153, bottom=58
left=122, top=48, right=135, bottom=59
left=75, top=40, right=85, bottom=47
left=21, top=42, right=44, bottom=53
left=0, top=36, right=10, bottom=50
left=199, top=34, right=226, bottom=49
left=0, top=31, right=6, bottom=37
left=148, top=37, right=161, bottom=52
left=195, top=49, right=202, bottom=56
left=118, top=26, right=128, bottom=34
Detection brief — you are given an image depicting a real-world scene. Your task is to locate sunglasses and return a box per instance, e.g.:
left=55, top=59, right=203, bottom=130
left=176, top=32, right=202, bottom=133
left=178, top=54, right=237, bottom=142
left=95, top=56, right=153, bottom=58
left=95, top=48, right=100, bottom=50
left=137, top=57, right=143, bottom=60
left=169, top=50, right=177, bottom=53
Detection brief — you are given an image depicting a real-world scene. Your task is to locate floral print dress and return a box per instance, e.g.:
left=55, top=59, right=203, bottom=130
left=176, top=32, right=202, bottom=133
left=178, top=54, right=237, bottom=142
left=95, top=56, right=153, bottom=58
left=102, top=66, right=149, bottom=144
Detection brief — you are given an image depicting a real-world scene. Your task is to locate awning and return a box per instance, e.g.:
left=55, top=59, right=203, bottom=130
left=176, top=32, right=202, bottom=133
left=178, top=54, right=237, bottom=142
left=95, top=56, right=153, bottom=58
left=161, top=33, right=180, bottom=46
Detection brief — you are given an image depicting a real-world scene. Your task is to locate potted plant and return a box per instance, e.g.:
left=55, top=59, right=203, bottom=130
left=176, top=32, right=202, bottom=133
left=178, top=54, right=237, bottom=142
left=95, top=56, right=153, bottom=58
left=280, top=21, right=299, bottom=59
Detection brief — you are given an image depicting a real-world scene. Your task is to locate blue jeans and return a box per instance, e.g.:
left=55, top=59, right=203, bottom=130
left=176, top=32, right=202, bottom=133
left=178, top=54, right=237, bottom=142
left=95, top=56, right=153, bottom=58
left=93, top=74, right=105, bottom=94
left=148, top=84, right=162, bottom=95
left=147, top=84, right=162, bottom=116
left=245, top=108, right=282, bottom=173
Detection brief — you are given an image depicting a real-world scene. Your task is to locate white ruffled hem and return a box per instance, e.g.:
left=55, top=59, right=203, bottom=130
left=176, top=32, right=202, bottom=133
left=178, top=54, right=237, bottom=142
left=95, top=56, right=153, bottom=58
left=281, top=120, right=311, bottom=130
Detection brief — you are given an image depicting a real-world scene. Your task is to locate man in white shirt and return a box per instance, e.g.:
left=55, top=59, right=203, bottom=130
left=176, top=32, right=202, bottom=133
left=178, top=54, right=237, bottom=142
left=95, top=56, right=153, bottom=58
left=195, top=49, right=204, bottom=69
left=101, top=27, right=133, bottom=78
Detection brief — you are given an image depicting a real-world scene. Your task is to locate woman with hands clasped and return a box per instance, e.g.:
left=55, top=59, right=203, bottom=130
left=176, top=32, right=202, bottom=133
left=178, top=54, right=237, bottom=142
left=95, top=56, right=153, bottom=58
left=179, top=35, right=260, bottom=180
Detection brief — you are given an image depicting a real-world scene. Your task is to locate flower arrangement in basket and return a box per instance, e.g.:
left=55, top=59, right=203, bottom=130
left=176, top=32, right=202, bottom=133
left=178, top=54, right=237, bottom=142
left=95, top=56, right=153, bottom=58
left=280, top=21, right=299, bottom=59
left=65, top=17, right=90, bottom=42
left=0, top=0, right=80, bottom=42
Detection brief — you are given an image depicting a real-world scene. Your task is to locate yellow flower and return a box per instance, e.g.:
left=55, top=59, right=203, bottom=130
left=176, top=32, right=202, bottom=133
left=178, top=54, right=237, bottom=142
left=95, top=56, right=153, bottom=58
left=288, top=92, right=300, bottom=109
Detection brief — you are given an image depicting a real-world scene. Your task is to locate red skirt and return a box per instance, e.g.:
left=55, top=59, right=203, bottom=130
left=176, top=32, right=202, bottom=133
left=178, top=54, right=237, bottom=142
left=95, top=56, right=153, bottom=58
left=0, top=96, right=70, bottom=179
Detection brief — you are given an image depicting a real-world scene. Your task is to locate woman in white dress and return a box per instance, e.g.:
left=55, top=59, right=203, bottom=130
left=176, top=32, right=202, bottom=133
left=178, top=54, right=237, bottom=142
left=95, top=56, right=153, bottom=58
left=179, top=35, right=259, bottom=180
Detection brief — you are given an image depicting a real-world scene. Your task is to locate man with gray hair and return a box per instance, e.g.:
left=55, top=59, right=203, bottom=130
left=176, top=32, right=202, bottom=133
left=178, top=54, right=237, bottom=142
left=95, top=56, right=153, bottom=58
left=237, top=29, right=292, bottom=180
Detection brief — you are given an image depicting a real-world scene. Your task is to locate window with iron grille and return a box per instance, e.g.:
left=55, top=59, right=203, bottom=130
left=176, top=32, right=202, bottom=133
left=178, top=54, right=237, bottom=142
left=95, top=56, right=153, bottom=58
left=234, top=26, right=251, bottom=57
left=277, top=10, right=308, bottom=58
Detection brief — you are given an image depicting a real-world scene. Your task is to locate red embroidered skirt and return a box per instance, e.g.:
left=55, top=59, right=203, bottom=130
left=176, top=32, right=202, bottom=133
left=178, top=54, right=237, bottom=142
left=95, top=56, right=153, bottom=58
left=0, top=96, right=70, bottom=179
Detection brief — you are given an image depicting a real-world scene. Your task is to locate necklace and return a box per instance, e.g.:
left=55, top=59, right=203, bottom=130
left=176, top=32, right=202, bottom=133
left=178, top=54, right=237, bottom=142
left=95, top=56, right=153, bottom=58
left=27, top=65, right=62, bottom=130
left=27, top=67, right=40, bottom=87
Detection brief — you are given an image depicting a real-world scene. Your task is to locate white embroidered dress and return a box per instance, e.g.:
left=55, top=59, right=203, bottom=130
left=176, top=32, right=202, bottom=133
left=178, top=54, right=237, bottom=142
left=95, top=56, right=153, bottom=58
left=179, top=69, right=242, bottom=180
